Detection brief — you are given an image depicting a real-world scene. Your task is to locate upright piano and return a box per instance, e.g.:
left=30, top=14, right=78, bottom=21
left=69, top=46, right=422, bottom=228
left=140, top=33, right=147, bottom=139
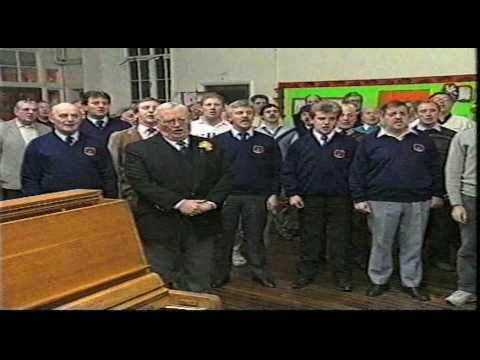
left=0, top=189, right=221, bottom=310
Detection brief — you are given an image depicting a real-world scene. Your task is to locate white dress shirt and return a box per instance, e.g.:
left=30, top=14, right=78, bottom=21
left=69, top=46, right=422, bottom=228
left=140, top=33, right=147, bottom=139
left=137, top=124, right=158, bottom=139
left=16, top=120, right=39, bottom=145
left=312, top=129, right=335, bottom=146
left=55, top=130, right=80, bottom=145
left=87, top=116, right=109, bottom=128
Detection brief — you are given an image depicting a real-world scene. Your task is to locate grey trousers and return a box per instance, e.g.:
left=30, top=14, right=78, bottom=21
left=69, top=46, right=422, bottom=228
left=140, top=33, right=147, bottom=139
left=367, top=200, right=430, bottom=287
left=457, top=195, right=477, bottom=294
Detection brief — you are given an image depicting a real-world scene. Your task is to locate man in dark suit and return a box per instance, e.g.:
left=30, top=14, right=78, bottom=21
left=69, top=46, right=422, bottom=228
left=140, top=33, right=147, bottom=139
left=79, top=90, right=131, bottom=146
left=125, top=102, right=232, bottom=293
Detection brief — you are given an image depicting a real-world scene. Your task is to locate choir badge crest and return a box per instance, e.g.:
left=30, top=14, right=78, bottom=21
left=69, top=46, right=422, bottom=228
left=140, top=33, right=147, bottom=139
left=333, top=149, right=346, bottom=159
left=412, top=143, right=425, bottom=153
left=252, top=145, right=265, bottom=154
left=198, top=141, right=213, bottom=151
left=83, top=147, right=97, bottom=156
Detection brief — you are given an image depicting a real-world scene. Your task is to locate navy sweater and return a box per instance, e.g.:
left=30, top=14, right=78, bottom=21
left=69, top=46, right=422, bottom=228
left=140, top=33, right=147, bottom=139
left=21, top=132, right=118, bottom=198
left=282, top=131, right=358, bottom=197
left=349, top=129, right=444, bottom=203
left=214, top=131, right=281, bottom=196
left=80, top=117, right=131, bottom=146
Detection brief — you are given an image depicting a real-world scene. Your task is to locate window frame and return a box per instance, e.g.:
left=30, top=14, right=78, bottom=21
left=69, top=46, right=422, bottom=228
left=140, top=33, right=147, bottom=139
left=125, top=48, right=171, bottom=103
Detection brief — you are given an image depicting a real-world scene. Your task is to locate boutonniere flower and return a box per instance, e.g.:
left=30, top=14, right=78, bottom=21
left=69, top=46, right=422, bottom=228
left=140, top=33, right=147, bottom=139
left=198, top=141, right=213, bottom=151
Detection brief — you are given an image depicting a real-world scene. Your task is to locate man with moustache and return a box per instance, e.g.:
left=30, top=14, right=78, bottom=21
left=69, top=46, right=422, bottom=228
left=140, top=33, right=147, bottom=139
left=125, top=103, right=231, bottom=292
left=21, top=103, right=117, bottom=198
left=283, top=101, right=357, bottom=291
left=350, top=101, right=444, bottom=301
left=212, top=99, right=281, bottom=289
left=0, top=99, right=51, bottom=200
left=256, top=103, right=300, bottom=245
left=108, top=97, right=160, bottom=210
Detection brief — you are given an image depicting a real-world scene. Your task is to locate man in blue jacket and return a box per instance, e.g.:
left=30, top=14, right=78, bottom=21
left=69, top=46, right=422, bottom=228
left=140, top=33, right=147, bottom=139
left=350, top=101, right=444, bottom=301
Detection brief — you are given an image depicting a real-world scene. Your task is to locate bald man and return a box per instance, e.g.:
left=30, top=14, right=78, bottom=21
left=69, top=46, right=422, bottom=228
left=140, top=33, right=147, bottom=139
left=125, top=102, right=232, bottom=293
left=21, top=103, right=117, bottom=197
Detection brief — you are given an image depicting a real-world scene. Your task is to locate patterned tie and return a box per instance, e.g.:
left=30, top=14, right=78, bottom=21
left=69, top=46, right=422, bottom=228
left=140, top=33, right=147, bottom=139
left=146, top=127, right=157, bottom=137
left=176, top=139, right=188, bottom=155
left=240, top=133, right=248, bottom=141
left=321, top=134, right=328, bottom=145
left=66, top=135, right=75, bottom=146
left=96, top=120, right=105, bottom=129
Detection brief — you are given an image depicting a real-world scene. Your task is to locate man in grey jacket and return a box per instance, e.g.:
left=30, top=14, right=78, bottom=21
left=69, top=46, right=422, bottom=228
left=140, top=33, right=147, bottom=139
left=0, top=99, right=51, bottom=200
left=444, top=125, right=477, bottom=306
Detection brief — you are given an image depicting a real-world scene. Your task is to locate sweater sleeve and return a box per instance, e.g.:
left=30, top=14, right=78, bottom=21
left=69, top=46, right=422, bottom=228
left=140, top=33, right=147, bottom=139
left=445, top=132, right=465, bottom=206
left=425, top=136, right=445, bottom=198
left=281, top=141, right=300, bottom=197
left=271, top=140, right=282, bottom=196
left=21, top=141, right=43, bottom=196
left=349, top=138, right=369, bottom=203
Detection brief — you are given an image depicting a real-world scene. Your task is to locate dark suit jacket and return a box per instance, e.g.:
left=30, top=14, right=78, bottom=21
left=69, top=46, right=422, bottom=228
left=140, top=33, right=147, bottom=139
left=125, top=134, right=232, bottom=240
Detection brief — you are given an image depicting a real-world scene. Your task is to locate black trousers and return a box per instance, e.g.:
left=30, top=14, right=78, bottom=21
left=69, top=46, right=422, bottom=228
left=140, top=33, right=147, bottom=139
left=297, top=196, right=353, bottom=280
left=142, top=229, right=214, bottom=293
left=424, top=204, right=460, bottom=265
left=214, top=194, right=273, bottom=282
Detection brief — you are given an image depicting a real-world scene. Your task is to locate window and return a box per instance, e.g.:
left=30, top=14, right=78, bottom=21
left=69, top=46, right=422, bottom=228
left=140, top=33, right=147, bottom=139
left=0, top=49, right=38, bottom=83
left=126, top=48, right=171, bottom=103
left=46, top=69, right=60, bottom=83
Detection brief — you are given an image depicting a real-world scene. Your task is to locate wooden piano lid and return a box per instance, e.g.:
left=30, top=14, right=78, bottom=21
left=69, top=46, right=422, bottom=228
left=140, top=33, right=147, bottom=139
left=1, top=190, right=152, bottom=309
left=0, top=189, right=102, bottom=223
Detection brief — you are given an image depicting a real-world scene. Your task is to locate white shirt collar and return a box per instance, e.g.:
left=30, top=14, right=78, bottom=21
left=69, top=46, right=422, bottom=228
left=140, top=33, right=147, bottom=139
left=87, top=116, right=109, bottom=127
left=313, top=129, right=335, bottom=144
left=377, top=127, right=417, bottom=140
left=15, top=119, right=35, bottom=128
left=137, top=124, right=158, bottom=139
left=231, top=127, right=254, bottom=140
left=55, top=130, right=80, bottom=143
left=415, top=122, right=443, bottom=132
left=162, top=135, right=190, bottom=150
left=259, top=123, right=282, bottom=135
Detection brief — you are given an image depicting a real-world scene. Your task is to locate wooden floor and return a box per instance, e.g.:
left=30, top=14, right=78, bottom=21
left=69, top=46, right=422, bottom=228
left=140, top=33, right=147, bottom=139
left=211, top=236, right=476, bottom=311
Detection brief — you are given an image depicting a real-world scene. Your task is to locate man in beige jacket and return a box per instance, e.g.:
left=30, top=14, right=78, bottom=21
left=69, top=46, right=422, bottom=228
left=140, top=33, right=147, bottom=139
left=108, top=97, right=160, bottom=210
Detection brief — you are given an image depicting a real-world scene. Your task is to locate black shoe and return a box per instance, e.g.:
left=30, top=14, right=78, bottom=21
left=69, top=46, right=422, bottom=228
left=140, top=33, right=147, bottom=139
left=252, top=276, right=276, bottom=288
left=291, top=277, right=314, bottom=289
left=335, top=279, right=353, bottom=292
left=211, top=277, right=230, bottom=289
left=402, top=287, right=430, bottom=301
left=366, top=283, right=390, bottom=297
